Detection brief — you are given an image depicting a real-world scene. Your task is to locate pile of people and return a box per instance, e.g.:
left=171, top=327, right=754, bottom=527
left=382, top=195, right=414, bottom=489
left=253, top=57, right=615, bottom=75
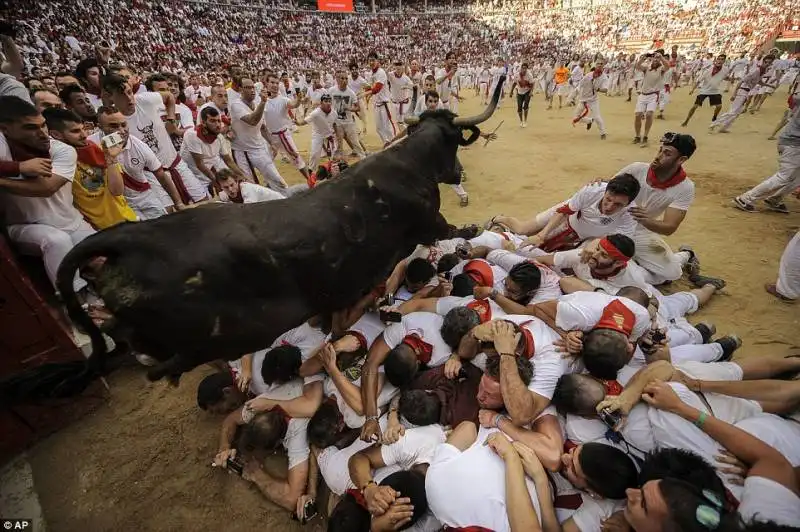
left=3, top=0, right=792, bottom=75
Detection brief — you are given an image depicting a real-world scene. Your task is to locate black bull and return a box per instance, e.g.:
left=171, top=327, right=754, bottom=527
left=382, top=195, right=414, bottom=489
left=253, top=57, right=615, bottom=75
left=0, top=78, right=505, bottom=404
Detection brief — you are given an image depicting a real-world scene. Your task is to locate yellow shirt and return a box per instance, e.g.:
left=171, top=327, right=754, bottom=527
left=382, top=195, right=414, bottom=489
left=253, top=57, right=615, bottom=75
left=72, top=160, right=137, bottom=230
left=555, top=67, right=570, bottom=85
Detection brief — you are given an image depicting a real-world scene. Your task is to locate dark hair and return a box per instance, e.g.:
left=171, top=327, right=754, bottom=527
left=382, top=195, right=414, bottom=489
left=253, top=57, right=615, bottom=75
left=307, top=400, right=343, bottom=449
left=96, top=105, right=118, bottom=118
left=328, top=493, right=370, bottom=532
left=582, top=329, right=629, bottom=380
left=59, top=84, right=86, bottom=106
left=616, top=286, right=649, bottom=308
left=399, top=389, right=441, bottom=426
left=55, top=70, right=75, bottom=80
left=606, top=172, right=641, bottom=203
left=424, top=90, right=440, bottom=101
left=196, top=372, right=235, bottom=410
left=216, top=168, right=237, bottom=182
left=640, top=448, right=727, bottom=500
left=239, top=411, right=287, bottom=451
left=384, top=344, right=418, bottom=388
left=485, top=354, right=533, bottom=386
left=451, top=273, right=476, bottom=297
left=604, top=234, right=636, bottom=259
left=658, top=477, right=743, bottom=532
left=579, top=443, right=639, bottom=499
left=405, top=258, right=435, bottom=286
left=261, top=345, right=302, bottom=385
left=74, top=58, right=100, bottom=84
left=508, top=262, right=542, bottom=297
left=200, top=105, right=220, bottom=121
left=367, top=51, right=379, bottom=60
left=440, top=306, right=480, bottom=351
left=551, top=373, right=604, bottom=416
left=144, top=73, right=168, bottom=91
left=101, top=73, right=129, bottom=95
left=42, top=107, right=82, bottom=132
left=0, top=96, right=39, bottom=123
left=445, top=51, right=455, bottom=60
left=436, top=253, right=460, bottom=274
left=381, top=470, right=429, bottom=529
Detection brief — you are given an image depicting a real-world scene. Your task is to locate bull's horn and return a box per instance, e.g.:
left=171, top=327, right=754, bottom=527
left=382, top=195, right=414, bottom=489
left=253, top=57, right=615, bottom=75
left=453, top=74, right=505, bottom=127
left=404, top=116, right=420, bottom=126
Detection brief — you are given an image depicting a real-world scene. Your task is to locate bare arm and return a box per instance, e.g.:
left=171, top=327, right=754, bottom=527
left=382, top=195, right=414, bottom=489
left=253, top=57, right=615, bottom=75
left=500, top=354, right=545, bottom=426
left=1, top=36, right=24, bottom=77
left=385, top=258, right=409, bottom=295
left=218, top=408, right=244, bottom=452
left=240, top=98, right=267, bottom=126
left=497, top=414, right=563, bottom=472
left=493, top=214, right=541, bottom=235
left=348, top=444, right=387, bottom=490
left=534, top=211, right=567, bottom=241
left=262, top=381, right=324, bottom=418
left=0, top=175, right=67, bottom=197
left=104, top=157, right=124, bottom=196
left=504, top=452, right=542, bottom=532
left=190, top=152, right=216, bottom=183
left=249, top=460, right=308, bottom=511
left=160, top=92, right=178, bottom=135
left=599, top=360, right=675, bottom=415
left=636, top=206, right=686, bottom=236
left=221, top=153, right=244, bottom=176
left=362, top=335, right=391, bottom=419
left=397, top=297, right=438, bottom=315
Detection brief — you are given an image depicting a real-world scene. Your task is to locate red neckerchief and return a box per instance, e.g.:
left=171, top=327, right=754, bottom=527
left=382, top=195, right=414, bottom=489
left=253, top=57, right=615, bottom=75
left=466, top=299, right=492, bottom=324
left=646, top=165, right=686, bottom=189
left=6, top=137, right=50, bottom=161
left=76, top=141, right=107, bottom=168
left=345, top=489, right=369, bottom=510
left=401, top=334, right=433, bottom=365
left=564, top=439, right=579, bottom=452
left=273, top=405, right=292, bottom=425
left=554, top=492, right=584, bottom=510
left=121, top=170, right=151, bottom=192
left=593, top=68, right=603, bottom=78
left=711, top=65, right=722, bottom=76
left=603, top=379, right=624, bottom=396
left=283, top=80, right=290, bottom=90
left=195, top=125, right=218, bottom=144
left=594, top=300, right=635, bottom=337
left=463, top=260, right=494, bottom=287
left=371, top=67, right=379, bottom=73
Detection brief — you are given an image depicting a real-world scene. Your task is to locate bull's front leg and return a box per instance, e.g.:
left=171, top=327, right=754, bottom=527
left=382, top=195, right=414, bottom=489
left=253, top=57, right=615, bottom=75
left=146, top=353, right=198, bottom=386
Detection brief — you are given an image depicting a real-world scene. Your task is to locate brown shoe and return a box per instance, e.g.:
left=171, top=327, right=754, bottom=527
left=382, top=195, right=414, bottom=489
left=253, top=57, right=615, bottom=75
left=765, top=283, right=795, bottom=303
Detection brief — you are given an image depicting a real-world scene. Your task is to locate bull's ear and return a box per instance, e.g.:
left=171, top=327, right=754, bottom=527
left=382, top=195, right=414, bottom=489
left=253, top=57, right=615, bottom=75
left=459, top=126, right=480, bottom=146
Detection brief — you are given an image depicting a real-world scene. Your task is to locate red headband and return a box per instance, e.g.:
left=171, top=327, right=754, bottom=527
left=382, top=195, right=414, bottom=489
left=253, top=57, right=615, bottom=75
left=599, top=238, right=630, bottom=264
left=463, top=259, right=495, bottom=288
left=594, top=300, right=636, bottom=337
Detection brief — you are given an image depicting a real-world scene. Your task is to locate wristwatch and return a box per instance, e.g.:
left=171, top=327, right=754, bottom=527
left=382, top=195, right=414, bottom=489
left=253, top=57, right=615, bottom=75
left=489, top=288, right=499, bottom=300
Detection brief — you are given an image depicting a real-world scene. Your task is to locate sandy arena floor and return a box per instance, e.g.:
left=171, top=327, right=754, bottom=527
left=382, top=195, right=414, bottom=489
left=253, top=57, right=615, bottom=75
left=26, top=86, right=800, bottom=532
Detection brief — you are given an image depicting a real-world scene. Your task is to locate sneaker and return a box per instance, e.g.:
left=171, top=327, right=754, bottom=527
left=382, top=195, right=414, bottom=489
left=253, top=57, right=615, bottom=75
left=765, top=283, right=795, bottom=302
left=520, top=121, right=525, bottom=128
left=694, top=322, right=716, bottom=344
left=632, top=136, right=641, bottom=144
left=523, top=121, right=527, bottom=128
left=640, top=137, right=649, bottom=148
left=460, top=170, right=468, bottom=182
left=600, top=134, right=606, bottom=140
left=714, top=335, right=742, bottom=361
left=657, top=113, right=665, bottom=120
left=689, top=273, right=726, bottom=290
left=764, top=198, right=789, bottom=214
left=586, top=119, right=593, bottom=131
left=732, top=196, right=756, bottom=212
left=460, top=195, right=469, bottom=207
left=679, top=245, right=700, bottom=277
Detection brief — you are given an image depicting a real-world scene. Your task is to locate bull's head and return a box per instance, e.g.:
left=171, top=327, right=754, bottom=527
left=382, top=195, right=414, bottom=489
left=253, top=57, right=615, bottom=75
left=403, top=75, right=505, bottom=184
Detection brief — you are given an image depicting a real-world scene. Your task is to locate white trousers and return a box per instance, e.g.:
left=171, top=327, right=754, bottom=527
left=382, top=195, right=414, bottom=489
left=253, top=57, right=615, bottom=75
left=232, top=147, right=288, bottom=191
left=633, top=226, right=688, bottom=284
left=335, top=122, right=366, bottom=157
left=374, top=102, right=397, bottom=145
left=268, top=129, right=307, bottom=170
left=392, top=100, right=410, bottom=125
left=657, top=292, right=703, bottom=347
left=740, top=145, right=800, bottom=204
left=712, top=88, right=749, bottom=131
left=7, top=220, right=96, bottom=291
left=573, top=99, right=606, bottom=134
left=173, top=159, right=209, bottom=203
left=777, top=231, right=800, bottom=300
left=309, top=134, right=337, bottom=171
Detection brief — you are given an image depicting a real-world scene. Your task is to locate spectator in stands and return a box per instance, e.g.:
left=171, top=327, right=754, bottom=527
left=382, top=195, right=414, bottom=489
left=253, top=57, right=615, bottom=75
left=60, top=84, right=98, bottom=127
left=31, top=88, right=63, bottom=113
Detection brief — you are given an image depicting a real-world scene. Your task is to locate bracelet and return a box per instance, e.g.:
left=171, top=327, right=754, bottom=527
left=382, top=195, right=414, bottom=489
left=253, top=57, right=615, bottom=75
left=365, top=415, right=379, bottom=422
left=694, top=411, right=707, bottom=428
left=360, top=480, right=376, bottom=493
left=498, top=352, right=516, bottom=358
left=493, top=413, right=506, bottom=428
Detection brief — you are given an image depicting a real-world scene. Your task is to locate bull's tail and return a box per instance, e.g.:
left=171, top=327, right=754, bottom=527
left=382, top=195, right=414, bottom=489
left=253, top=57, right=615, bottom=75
left=0, top=234, right=114, bottom=405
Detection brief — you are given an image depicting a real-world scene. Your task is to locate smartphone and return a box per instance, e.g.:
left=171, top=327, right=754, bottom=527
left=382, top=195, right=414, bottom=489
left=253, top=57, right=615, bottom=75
left=443, top=271, right=453, bottom=281
left=379, top=308, right=402, bottom=323
left=226, top=456, right=244, bottom=476
left=599, top=408, right=622, bottom=430
left=101, top=132, right=124, bottom=149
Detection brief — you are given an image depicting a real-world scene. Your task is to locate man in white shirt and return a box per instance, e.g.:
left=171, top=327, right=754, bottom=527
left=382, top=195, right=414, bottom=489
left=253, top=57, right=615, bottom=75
left=216, top=169, right=286, bottom=204
left=180, top=106, right=244, bottom=191
left=329, top=70, right=366, bottom=160
left=0, top=96, right=96, bottom=293
left=195, top=85, right=228, bottom=127
left=615, top=134, right=700, bottom=285
left=361, top=51, right=396, bottom=147
left=633, top=53, right=667, bottom=146
left=388, top=60, right=413, bottom=126
left=348, top=62, right=370, bottom=134
left=295, top=93, right=337, bottom=172
left=435, top=52, right=462, bottom=113
left=681, top=54, right=729, bottom=127
left=90, top=107, right=184, bottom=219
left=263, top=73, right=309, bottom=182
left=711, top=55, right=776, bottom=133
left=509, top=62, right=535, bottom=127
left=229, top=77, right=288, bottom=192
left=102, top=73, right=208, bottom=205
left=572, top=59, right=609, bottom=140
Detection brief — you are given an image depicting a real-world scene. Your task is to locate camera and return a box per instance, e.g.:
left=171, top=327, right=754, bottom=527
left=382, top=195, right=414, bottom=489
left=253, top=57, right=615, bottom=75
left=455, top=243, right=472, bottom=259
left=101, top=132, right=124, bottom=149
left=226, top=455, right=244, bottom=475
left=650, top=328, right=666, bottom=345
left=599, top=408, right=622, bottom=430
left=291, top=500, right=318, bottom=524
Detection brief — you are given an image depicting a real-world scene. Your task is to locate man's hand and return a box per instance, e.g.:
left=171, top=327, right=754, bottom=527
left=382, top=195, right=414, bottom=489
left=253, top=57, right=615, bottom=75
left=360, top=417, right=382, bottom=443
left=641, top=380, right=684, bottom=412
left=213, top=448, right=236, bottom=468
left=296, top=494, right=315, bottom=522
left=501, top=239, right=517, bottom=251
left=236, top=368, right=251, bottom=393
left=596, top=394, right=633, bottom=418
left=715, top=450, right=747, bottom=486
left=492, top=321, right=520, bottom=355
left=478, top=408, right=500, bottom=428
left=579, top=239, right=601, bottom=263
left=319, top=342, right=338, bottom=373
left=381, top=418, right=405, bottom=445
left=364, top=483, right=397, bottom=516
left=245, top=396, right=275, bottom=413
left=473, top=285, right=493, bottom=300
left=444, top=354, right=463, bottom=379
left=520, top=233, right=545, bottom=249
left=435, top=275, right=453, bottom=297
left=333, top=334, right=362, bottom=354
left=173, top=202, right=188, bottom=212
left=486, top=431, right=518, bottom=462
left=554, top=330, right=583, bottom=355
left=512, top=441, right=548, bottom=483
left=241, top=457, right=265, bottom=482
left=103, top=143, right=123, bottom=160
left=602, top=511, right=632, bottom=532
left=370, top=497, right=415, bottom=531
left=471, top=321, right=495, bottom=341
left=628, top=206, right=650, bottom=222
left=669, top=370, right=698, bottom=391
left=19, top=158, right=52, bottom=178
left=260, top=89, right=269, bottom=102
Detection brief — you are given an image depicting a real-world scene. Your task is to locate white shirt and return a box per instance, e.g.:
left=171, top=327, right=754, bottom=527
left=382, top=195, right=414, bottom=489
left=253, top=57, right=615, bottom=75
left=577, top=72, right=609, bottom=102
left=305, top=107, right=336, bottom=138
left=485, top=249, right=563, bottom=304
left=328, top=86, right=359, bottom=124
left=697, top=65, right=730, bottom=96
left=219, top=182, right=285, bottom=204
left=549, top=471, right=627, bottom=530
left=388, top=72, right=413, bottom=102
left=249, top=322, right=326, bottom=396
left=179, top=128, right=224, bottom=184
left=348, top=75, right=368, bottom=95
left=317, top=416, right=389, bottom=495
left=556, top=291, right=651, bottom=341
left=405, top=238, right=466, bottom=267
left=426, top=427, right=542, bottom=531
left=263, top=96, right=294, bottom=133
left=368, top=67, right=391, bottom=104
left=382, top=312, right=451, bottom=368
left=557, top=182, right=638, bottom=240
left=553, top=248, right=654, bottom=296
left=616, top=162, right=695, bottom=217
left=0, top=136, right=83, bottom=231
left=435, top=68, right=457, bottom=101
left=195, top=102, right=225, bottom=126
left=126, top=92, right=177, bottom=167
left=490, top=66, right=506, bottom=88
left=515, top=71, right=536, bottom=95
left=229, top=98, right=268, bottom=152
left=504, top=314, right=569, bottom=399
left=739, top=476, right=800, bottom=526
